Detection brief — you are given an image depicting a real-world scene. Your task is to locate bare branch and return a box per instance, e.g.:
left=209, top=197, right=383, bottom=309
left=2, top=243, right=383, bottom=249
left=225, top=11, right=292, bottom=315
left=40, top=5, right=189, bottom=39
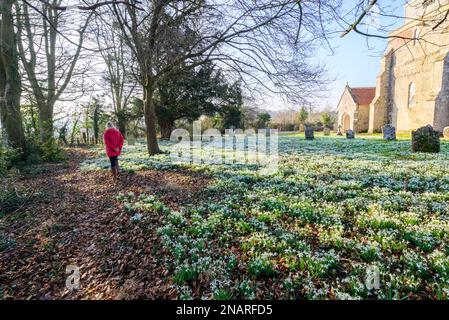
left=36, top=0, right=144, bottom=11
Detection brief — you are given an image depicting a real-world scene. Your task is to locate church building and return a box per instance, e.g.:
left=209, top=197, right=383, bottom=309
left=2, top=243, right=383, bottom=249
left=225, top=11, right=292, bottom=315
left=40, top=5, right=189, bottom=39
left=337, top=0, right=449, bottom=133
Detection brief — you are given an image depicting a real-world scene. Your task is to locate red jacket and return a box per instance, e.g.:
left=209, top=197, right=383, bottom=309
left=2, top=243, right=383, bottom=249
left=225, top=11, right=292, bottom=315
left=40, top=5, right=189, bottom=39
left=103, top=128, right=124, bottom=157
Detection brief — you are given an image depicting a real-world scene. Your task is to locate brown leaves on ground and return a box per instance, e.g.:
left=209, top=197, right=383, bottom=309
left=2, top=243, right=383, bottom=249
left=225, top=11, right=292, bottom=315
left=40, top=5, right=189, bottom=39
left=0, top=148, right=210, bottom=300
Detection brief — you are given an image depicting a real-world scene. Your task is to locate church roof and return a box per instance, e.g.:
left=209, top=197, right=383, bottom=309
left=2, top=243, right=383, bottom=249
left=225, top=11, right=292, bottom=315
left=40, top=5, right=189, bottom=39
left=348, top=87, right=376, bottom=105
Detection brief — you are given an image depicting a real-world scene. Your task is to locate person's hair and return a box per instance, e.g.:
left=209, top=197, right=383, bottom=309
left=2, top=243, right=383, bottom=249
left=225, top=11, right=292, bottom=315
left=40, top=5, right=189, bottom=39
left=106, top=121, right=115, bottom=130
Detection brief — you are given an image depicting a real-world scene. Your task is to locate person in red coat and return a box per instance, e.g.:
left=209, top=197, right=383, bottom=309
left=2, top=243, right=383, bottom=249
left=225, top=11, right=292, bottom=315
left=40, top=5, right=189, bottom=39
left=103, top=122, right=124, bottom=181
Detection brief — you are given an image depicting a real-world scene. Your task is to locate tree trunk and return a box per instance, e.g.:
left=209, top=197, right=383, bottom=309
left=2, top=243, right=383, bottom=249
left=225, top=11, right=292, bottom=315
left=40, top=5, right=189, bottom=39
left=93, top=103, right=100, bottom=144
left=0, top=77, right=25, bottom=151
left=117, top=115, right=127, bottom=138
left=70, top=117, right=79, bottom=145
left=159, top=118, right=174, bottom=140
left=30, top=104, right=37, bottom=133
left=0, top=0, right=26, bottom=152
left=143, top=85, right=160, bottom=155
left=38, top=104, right=54, bottom=143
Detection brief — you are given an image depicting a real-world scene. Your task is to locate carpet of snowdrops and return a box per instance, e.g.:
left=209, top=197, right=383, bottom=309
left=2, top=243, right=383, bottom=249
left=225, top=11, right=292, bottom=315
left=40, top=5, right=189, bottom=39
left=81, top=133, right=449, bottom=300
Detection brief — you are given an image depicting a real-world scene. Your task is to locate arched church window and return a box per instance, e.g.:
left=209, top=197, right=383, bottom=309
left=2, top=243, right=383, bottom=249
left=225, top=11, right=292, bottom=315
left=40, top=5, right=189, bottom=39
left=408, top=82, right=416, bottom=108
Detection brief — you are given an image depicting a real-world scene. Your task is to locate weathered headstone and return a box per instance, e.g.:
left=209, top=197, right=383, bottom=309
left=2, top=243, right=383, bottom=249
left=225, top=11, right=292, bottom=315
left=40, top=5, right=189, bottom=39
left=305, top=126, right=314, bottom=140
left=336, top=125, right=343, bottom=136
left=443, top=126, right=449, bottom=139
left=412, top=125, right=440, bottom=153
left=346, top=130, right=355, bottom=139
left=323, top=128, right=331, bottom=136
left=382, top=124, right=396, bottom=141
left=128, top=134, right=136, bottom=146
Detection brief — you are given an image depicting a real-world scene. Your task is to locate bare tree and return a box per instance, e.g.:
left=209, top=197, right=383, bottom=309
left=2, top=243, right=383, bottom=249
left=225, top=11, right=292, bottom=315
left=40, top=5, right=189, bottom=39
left=340, top=0, right=449, bottom=44
left=15, top=0, right=94, bottom=144
left=92, top=12, right=137, bottom=137
left=108, top=0, right=338, bottom=155
left=1, top=0, right=138, bottom=154
left=0, top=0, right=26, bottom=151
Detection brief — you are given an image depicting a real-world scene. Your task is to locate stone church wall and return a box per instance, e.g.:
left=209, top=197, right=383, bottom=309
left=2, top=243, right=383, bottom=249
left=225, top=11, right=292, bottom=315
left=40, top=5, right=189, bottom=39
left=369, top=52, right=394, bottom=133
left=370, top=1, right=449, bottom=132
left=356, top=105, right=370, bottom=132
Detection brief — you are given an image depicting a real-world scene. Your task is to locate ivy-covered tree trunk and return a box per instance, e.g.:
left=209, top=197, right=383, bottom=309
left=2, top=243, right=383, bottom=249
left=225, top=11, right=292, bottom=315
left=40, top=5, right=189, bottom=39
left=0, top=0, right=26, bottom=152
left=116, top=113, right=127, bottom=138
left=38, top=104, right=54, bottom=143
left=70, top=116, right=80, bottom=145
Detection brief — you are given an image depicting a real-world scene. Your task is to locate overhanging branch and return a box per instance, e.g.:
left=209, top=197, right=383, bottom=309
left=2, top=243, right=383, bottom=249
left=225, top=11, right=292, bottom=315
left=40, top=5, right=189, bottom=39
left=341, top=0, right=378, bottom=38
left=35, top=0, right=144, bottom=11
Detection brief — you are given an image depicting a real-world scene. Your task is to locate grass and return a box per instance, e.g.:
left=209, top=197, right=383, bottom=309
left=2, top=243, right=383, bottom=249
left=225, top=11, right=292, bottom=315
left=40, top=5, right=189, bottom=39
left=83, top=133, right=449, bottom=300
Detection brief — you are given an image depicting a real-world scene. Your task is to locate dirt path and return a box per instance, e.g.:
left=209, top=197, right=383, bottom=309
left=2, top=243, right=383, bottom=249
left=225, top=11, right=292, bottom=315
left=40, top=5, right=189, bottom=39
left=0, top=148, right=210, bottom=299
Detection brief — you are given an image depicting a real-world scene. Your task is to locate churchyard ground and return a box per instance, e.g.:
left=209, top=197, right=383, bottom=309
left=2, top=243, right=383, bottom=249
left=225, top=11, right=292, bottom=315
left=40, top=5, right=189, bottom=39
left=2, top=133, right=449, bottom=299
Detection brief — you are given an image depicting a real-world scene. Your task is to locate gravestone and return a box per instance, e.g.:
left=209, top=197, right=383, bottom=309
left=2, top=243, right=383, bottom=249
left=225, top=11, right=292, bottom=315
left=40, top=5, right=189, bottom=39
left=323, top=128, right=331, bottom=136
left=336, top=125, right=343, bottom=136
left=443, top=126, right=449, bottom=139
left=382, top=124, right=396, bottom=141
left=127, top=134, right=136, bottom=146
left=412, top=125, right=440, bottom=153
left=346, top=130, right=355, bottom=139
left=305, top=126, right=314, bottom=140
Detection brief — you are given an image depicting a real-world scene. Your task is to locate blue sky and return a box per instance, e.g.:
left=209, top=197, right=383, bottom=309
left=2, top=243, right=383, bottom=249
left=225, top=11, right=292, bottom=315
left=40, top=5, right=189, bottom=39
left=262, top=0, right=408, bottom=113
left=262, top=32, right=390, bottom=113
left=318, top=32, right=388, bottom=111
left=316, top=0, right=407, bottom=111
left=300, top=0, right=406, bottom=109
